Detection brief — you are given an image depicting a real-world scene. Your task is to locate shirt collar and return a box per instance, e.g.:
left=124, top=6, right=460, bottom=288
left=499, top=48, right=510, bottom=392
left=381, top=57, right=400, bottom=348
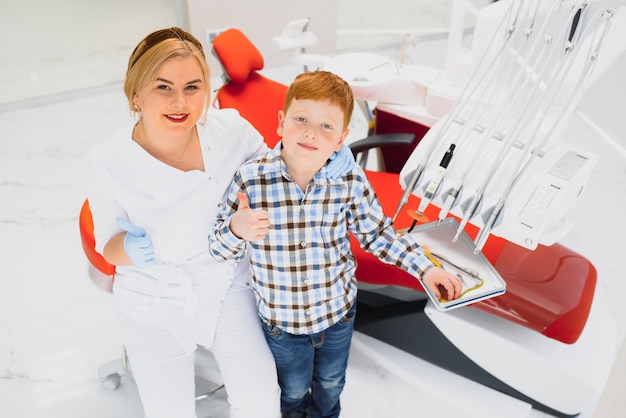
left=257, top=141, right=344, bottom=187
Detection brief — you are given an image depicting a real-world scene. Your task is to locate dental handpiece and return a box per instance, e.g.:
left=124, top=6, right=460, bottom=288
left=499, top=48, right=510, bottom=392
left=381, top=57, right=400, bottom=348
left=473, top=198, right=504, bottom=254
left=417, top=144, right=456, bottom=215
left=429, top=251, right=481, bottom=280
left=453, top=189, right=483, bottom=243
left=392, top=163, right=424, bottom=223
left=437, top=185, right=461, bottom=226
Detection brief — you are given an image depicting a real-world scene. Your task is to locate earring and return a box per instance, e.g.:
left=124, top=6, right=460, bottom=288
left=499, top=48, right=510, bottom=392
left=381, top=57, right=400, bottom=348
left=134, top=104, right=140, bottom=112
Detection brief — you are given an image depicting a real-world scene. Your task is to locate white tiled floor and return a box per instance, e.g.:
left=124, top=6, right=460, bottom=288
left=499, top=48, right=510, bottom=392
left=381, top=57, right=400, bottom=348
left=1, top=1, right=626, bottom=417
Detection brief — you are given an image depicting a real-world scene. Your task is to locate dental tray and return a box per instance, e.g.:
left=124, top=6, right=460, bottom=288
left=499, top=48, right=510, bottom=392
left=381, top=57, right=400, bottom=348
left=406, top=218, right=507, bottom=311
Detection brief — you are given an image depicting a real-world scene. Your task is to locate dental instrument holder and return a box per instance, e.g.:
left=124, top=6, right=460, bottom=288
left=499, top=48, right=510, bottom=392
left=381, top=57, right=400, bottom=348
left=397, top=0, right=615, bottom=251
left=408, top=139, right=596, bottom=250
left=409, top=218, right=506, bottom=311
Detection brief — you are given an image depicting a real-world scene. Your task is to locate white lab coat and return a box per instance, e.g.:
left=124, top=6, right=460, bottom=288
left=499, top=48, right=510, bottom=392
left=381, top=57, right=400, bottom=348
left=87, top=108, right=267, bottom=353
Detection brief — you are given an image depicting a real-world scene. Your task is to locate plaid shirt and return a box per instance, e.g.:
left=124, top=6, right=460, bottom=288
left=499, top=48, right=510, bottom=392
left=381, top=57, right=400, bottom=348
left=210, top=144, right=434, bottom=335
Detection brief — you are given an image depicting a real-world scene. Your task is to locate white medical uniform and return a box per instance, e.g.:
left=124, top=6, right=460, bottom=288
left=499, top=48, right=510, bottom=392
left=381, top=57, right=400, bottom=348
left=87, top=109, right=280, bottom=418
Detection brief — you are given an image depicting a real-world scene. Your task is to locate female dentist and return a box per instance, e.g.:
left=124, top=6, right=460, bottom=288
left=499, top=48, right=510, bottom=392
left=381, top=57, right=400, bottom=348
left=86, top=27, right=353, bottom=418
left=87, top=28, right=280, bottom=418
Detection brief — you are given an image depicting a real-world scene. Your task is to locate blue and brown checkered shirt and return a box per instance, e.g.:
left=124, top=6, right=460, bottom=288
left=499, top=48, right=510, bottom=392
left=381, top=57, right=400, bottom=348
left=210, top=144, right=434, bottom=335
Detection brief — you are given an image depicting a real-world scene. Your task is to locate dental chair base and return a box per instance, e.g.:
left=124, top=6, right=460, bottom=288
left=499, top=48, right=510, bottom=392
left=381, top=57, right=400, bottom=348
left=345, top=167, right=614, bottom=417
left=355, top=288, right=619, bottom=418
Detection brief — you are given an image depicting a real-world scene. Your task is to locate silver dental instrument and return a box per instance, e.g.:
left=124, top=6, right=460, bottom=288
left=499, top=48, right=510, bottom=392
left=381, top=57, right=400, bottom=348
left=416, top=143, right=456, bottom=215
left=429, top=251, right=482, bottom=281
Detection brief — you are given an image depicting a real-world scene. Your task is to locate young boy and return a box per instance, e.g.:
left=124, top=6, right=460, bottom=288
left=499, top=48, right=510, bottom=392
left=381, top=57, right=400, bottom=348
left=210, top=70, right=462, bottom=418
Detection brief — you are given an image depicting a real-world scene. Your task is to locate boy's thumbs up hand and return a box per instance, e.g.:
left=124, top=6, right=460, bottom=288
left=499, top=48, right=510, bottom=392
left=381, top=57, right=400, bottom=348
left=230, top=192, right=271, bottom=241
left=236, top=192, right=250, bottom=210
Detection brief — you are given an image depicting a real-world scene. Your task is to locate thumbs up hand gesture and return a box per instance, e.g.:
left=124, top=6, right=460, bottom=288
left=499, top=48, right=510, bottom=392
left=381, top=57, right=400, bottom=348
left=230, top=192, right=271, bottom=241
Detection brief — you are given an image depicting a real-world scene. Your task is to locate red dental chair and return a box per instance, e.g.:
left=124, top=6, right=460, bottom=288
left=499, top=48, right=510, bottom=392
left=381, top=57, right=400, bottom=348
left=209, top=26, right=601, bottom=417
left=210, top=27, right=597, bottom=346
left=212, top=27, right=286, bottom=149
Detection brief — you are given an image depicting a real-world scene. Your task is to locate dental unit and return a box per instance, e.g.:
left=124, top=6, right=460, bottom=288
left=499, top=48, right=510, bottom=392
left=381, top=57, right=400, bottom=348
left=334, top=0, right=626, bottom=417
left=399, top=0, right=615, bottom=252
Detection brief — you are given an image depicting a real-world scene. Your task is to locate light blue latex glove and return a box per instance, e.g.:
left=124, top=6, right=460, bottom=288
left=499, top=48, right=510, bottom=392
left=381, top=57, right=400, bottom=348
left=116, top=217, right=155, bottom=268
left=326, top=144, right=355, bottom=179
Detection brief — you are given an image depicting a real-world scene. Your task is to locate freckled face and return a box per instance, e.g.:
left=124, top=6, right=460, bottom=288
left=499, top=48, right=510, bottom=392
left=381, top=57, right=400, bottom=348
left=277, top=98, right=349, bottom=173
left=133, top=56, right=206, bottom=138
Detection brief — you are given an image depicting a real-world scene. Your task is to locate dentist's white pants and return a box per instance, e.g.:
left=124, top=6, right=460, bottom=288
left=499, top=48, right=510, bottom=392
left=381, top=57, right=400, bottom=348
left=118, top=281, right=280, bottom=418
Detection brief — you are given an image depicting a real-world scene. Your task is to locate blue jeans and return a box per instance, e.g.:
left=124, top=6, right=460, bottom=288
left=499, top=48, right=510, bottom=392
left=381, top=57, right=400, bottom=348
left=261, top=303, right=356, bottom=418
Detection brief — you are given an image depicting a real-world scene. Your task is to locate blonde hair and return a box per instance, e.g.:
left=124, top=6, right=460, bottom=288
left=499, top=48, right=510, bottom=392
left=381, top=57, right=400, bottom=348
left=284, top=71, right=354, bottom=130
left=124, top=27, right=211, bottom=124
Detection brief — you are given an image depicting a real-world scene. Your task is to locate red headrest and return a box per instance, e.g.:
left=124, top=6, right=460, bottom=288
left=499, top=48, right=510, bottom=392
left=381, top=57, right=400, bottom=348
left=213, top=28, right=264, bottom=84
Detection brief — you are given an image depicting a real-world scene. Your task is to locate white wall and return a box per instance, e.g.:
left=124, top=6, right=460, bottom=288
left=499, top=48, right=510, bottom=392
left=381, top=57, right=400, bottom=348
left=0, top=0, right=177, bottom=104
left=186, top=0, right=337, bottom=76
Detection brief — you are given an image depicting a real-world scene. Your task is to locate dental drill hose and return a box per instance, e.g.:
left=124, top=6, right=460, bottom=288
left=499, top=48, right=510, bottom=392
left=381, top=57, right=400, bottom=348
left=392, top=164, right=424, bottom=223
left=437, top=185, right=461, bottom=226
left=453, top=189, right=482, bottom=242
left=417, top=143, right=456, bottom=215
left=473, top=199, right=504, bottom=253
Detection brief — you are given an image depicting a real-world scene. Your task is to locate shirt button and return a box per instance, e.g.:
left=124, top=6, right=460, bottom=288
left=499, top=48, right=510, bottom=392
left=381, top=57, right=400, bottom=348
left=303, top=278, right=310, bottom=284
left=300, top=241, right=307, bottom=248
left=305, top=310, right=311, bottom=316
